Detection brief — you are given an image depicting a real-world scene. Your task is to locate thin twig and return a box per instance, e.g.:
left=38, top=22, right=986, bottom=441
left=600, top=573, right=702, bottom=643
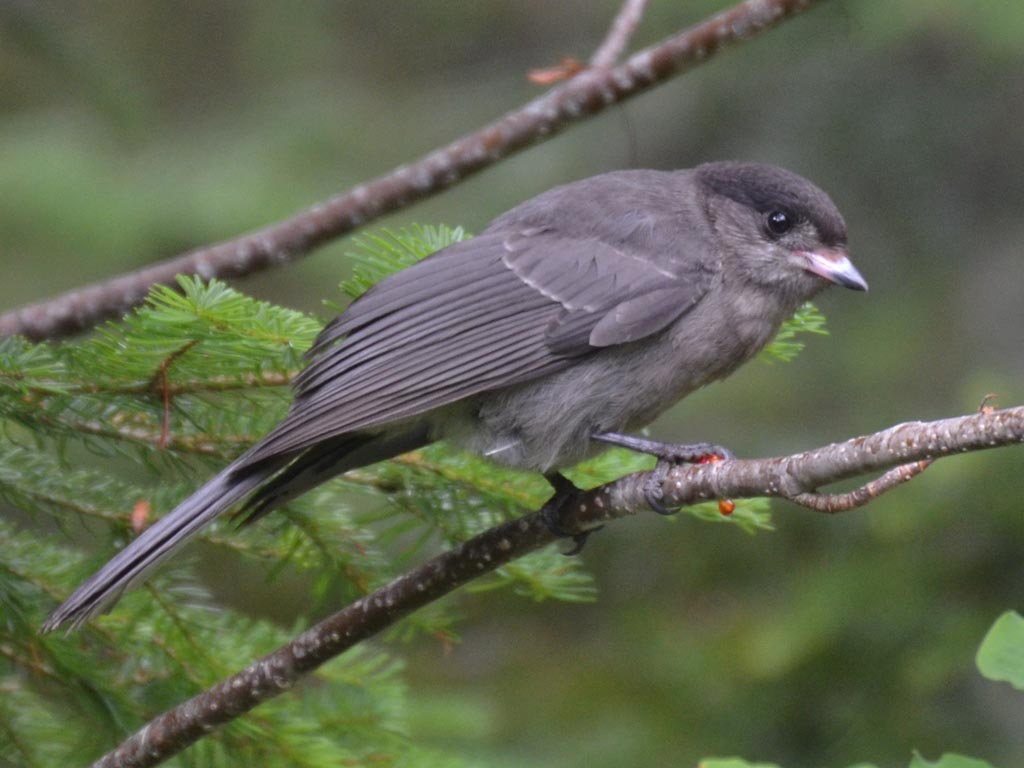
left=0, top=0, right=827, bottom=342
left=791, top=460, right=932, bottom=512
left=529, top=0, right=649, bottom=87
left=11, top=370, right=295, bottom=399
left=152, top=341, right=199, bottom=448
left=87, top=405, right=1024, bottom=768
left=32, top=415, right=249, bottom=456
left=590, top=0, right=650, bottom=69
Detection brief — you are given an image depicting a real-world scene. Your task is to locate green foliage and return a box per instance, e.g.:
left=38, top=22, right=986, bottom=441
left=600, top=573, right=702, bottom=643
left=0, top=275, right=318, bottom=472
left=0, top=519, right=420, bottom=768
left=341, top=225, right=469, bottom=299
left=976, top=611, right=1024, bottom=691
left=759, top=302, right=828, bottom=364
left=700, top=758, right=995, bottom=768
left=908, top=754, right=995, bottom=768
left=699, top=750, right=995, bottom=767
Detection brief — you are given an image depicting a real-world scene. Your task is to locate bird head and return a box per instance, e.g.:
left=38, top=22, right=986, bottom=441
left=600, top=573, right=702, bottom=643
left=696, top=162, right=868, bottom=299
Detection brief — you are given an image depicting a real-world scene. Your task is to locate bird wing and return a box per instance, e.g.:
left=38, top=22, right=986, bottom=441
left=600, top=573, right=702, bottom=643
left=240, top=226, right=714, bottom=466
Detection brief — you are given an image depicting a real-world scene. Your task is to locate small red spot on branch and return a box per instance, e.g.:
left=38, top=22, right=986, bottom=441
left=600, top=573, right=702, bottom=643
left=131, top=500, right=150, bottom=534
left=979, top=393, right=999, bottom=415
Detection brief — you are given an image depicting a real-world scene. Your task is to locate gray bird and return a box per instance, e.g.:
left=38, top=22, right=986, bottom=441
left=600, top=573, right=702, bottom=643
left=43, top=162, right=867, bottom=632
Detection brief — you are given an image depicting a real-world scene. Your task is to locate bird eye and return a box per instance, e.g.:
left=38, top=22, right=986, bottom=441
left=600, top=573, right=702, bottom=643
left=765, top=210, right=794, bottom=237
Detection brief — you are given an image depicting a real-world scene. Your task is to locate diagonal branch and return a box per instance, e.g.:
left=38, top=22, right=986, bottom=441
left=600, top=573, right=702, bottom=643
left=0, top=0, right=827, bottom=342
left=88, top=405, right=1024, bottom=768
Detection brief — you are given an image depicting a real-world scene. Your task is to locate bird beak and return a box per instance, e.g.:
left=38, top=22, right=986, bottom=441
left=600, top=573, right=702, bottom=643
left=796, top=248, right=868, bottom=292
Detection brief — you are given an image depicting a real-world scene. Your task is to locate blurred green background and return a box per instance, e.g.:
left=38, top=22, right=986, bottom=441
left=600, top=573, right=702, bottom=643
left=2, top=1, right=1024, bottom=765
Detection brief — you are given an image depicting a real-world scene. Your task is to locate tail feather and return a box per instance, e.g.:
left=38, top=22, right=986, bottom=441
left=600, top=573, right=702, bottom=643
left=43, top=426, right=431, bottom=633
left=42, top=458, right=284, bottom=633
left=235, top=434, right=373, bottom=526
left=237, top=427, right=428, bottom=525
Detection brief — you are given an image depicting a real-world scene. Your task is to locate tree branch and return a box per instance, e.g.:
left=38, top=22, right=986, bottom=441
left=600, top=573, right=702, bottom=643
left=590, top=0, right=650, bottom=69
left=89, top=405, right=1024, bottom=768
left=1, top=0, right=826, bottom=342
left=791, top=459, right=932, bottom=512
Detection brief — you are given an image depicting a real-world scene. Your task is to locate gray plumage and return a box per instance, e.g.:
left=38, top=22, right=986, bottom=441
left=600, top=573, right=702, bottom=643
left=44, top=162, right=866, bottom=631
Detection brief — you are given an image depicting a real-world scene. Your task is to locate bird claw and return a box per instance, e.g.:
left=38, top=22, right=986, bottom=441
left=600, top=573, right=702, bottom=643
left=540, top=497, right=573, bottom=538
left=643, top=460, right=676, bottom=515
left=561, top=526, right=604, bottom=556
left=540, top=472, right=602, bottom=555
left=590, top=431, right=735, bottom=516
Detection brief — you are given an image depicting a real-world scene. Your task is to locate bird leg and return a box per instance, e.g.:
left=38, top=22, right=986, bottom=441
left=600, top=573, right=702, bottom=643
left=590, top=432, right=735, bottom=515
left=541, top=472, right=603, bottom=555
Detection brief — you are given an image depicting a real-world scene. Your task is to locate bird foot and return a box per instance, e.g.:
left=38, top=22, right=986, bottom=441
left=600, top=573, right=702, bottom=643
left=591, top=432, right=735, bottom=515
left=541, top=472, right=603, bottom=555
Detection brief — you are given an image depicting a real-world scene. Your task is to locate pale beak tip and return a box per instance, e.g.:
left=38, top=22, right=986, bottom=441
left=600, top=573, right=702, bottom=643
left=800, top=249, right=868, bottom=293
left=845, top=272, right=869, bottom=292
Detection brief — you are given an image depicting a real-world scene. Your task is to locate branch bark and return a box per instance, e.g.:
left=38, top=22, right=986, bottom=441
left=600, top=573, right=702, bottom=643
left=90, top=405, right=1024, bottom=768
left=0, top=0, right=826, bottom=342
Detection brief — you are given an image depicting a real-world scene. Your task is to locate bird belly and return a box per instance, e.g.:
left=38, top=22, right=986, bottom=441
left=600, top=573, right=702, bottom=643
left=440, top=339, right=721, bottom=471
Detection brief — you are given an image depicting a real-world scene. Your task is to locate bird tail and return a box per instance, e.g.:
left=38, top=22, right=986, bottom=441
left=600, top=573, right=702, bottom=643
left=42, top=426, right=430, bottom=633
left=41, top=457, right=285, bottom=633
